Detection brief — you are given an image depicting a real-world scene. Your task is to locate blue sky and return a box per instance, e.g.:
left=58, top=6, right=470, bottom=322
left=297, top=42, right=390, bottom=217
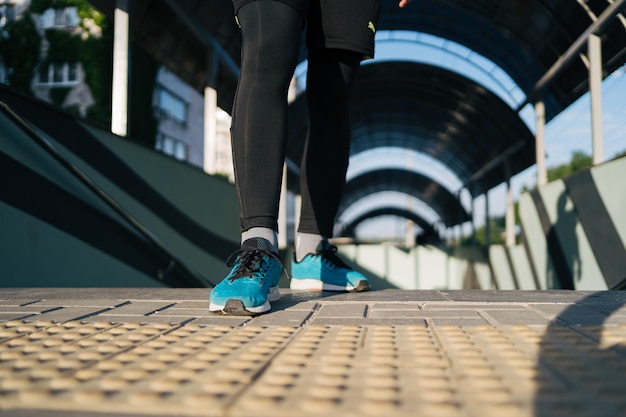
left=333, top=31, right=626, bottom=240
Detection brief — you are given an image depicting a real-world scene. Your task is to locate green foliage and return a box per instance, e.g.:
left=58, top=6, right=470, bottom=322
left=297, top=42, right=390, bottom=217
left=0, top=13, right=41, bottom=93
left=49, top=86, right=71, bottom=105
left=80, top=20, right=112, bottom=126
left=38, top=1, right=113, bottom=126
left=63, top=103, right=82, bottom=117
left=75, top=3, right=105, bottom=26
left=44, top=29, right=81, bottom=62
left=29, top=0, right=104, bottom=26
left=3, top=0, right=155, bottom=142
left=28, top=0, right=53, bottom=14
left=613, top=149, right=626, bottom=160
left=547, top=150, right=592, bottom=182
left=461, top=216, right=506, bottom=247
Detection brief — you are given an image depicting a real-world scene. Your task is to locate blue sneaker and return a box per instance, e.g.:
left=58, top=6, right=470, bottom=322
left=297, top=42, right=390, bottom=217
left=209, top=238, right=283, bottom=315
left=290, top=240, right=370, bottom=292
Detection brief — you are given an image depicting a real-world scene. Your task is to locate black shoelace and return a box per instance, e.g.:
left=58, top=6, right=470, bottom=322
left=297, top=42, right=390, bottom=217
left=318, top=242, right=351, bottom=270
left=226, top=248, right=283, bottom=281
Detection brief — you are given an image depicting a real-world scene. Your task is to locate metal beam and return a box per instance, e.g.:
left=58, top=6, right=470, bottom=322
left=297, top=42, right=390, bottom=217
left=519, top=0, right=626, bottom=109
left=111, top=0, right=130, bottom=137
left=504, top=158, right=515, bottom=248
left=162, top=0, right=240, bottom=81
left=463, top=141, right=525, bottom=191
left=534, top=0, right=625, bottom=92
left=535, top=100, right=547, bottom=186
left=589, top=34, right=604, bottom=165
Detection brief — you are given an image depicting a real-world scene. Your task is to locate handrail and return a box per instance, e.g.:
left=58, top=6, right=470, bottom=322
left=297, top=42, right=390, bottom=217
left=0, top=101, right=214, bottom=288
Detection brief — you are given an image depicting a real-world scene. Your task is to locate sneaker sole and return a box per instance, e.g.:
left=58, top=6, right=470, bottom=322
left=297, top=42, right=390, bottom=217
left=290, top=279, right=370, bottom=292
left=209, top=287, right=280, bottom=315
left=209, top=299, right=270, bottom=316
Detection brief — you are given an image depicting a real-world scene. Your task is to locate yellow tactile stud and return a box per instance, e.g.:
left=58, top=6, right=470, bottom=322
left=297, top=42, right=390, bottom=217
left=231, top=325, right=454, bottom=417
left=0, top=323, right=298, bottom=415
left=3, top=317, right=626, bottom=417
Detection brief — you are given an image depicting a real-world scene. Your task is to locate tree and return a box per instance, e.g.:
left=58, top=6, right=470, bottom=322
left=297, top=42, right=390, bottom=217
left=461, top=216, right=505, bottom=247
left=547, top=150, right=592, bottom=182
left=0, top=13, right=41, bottom=94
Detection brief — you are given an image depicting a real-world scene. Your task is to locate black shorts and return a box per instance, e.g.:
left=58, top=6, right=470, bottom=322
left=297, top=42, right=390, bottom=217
left=232, top=0, right=382, bottom=59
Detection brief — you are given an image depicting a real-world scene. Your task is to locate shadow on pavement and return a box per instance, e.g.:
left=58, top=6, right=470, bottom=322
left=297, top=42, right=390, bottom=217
left=535, top=291, right=626, bottom=416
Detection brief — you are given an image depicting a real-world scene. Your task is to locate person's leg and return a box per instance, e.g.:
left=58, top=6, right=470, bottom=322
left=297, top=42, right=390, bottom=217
left=210, top=1, right=304, bottom=315
left=297, top=48, right=362, bottom=242
left=291, top=48, right=370, bottom=292
left=231, top=0, right=304, bottom=251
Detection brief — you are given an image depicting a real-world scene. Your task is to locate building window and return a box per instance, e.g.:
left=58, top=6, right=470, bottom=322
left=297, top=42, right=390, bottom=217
left=0, top=62, right=6, bottom=84
left=52, top=62, right=63, bottom=83
left=40, top=7, right=79, bottom=29
left=37, top=62, right=80, bottom=86
left=67, top=62, right=78, bottom=82
left=155, top=87, right=188, bottom=125
left=38, top=63, right=49, bottom=83
left=156, top=134, right=187, bottom=161
left=0, top=4, right=15, bottom=29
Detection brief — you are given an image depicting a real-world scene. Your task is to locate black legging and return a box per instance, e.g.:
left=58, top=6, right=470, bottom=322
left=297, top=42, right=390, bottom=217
left=232, top=0, right=361, bottom=237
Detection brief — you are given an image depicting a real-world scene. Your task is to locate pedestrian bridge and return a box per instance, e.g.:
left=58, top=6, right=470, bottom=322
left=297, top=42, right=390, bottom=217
left=1, top=84, right=625, bottom=291
left=2, top=2, right=626, bottom=416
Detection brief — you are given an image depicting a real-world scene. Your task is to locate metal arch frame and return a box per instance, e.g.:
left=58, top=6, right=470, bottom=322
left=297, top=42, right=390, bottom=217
left=345, top=61, right=536, bottom=196
left=337, top=191, right=442, bottom=228
left=295, top=32, right=525, bottom=108
left=338, top=207, right=439, bottom=241
left=348, top=122, right=474, bottom=187
left=377, top=0, right=626, bottom=121
left=346, top=146, right=465, bottom=194
left=286, top=61, right=536, bottom=215
left=367, top=33, right=524, bottom=107
left=338, top=169, right=470, bottom=228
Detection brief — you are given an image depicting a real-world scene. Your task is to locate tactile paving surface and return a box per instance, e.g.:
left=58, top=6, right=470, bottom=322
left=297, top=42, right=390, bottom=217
left=1, top=319, right=626, bottom=417
left=0, top=320, right=297, bottom=416
left=2, top=289, right=626, bottom=417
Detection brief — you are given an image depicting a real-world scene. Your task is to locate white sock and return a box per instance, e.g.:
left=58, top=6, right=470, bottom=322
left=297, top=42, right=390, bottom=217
left=295, top=233, right=324, bottom=262
left=241, top=227, right=278, bottom=254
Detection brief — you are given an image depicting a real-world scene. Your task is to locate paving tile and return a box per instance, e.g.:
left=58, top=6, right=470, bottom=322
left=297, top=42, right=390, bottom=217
left=0, top=313, right=37, bottom=322
left=282, top=301, right=320, bottom=311
left=422, top=303, right=529, bottom=310
left=440, top=290, right=594, bottom=303
left=315, top=304, right=367, bottom=318
left=165, top=301, right=209, bottom=309
left=369, top=310, right=482, bottom=319
left=316, top=290, right=450, bottom=302
left=248, top=310, right=314, bottom=327
left=147, top=308, right=215, bottom=318
left=0, top=300, right=43, bottom=307
left=527, top=303, right=575, bottom=319
left=101, top=302, right=182, bottom=316
left=80, top=315, right=192, bottom=325
left=481, top=310, right=553, bottom=326
left=429, top=318, right=492, bottom=327
left=0, top=306, right=62, bottom=314
left=309, top=317, right=428, bottom=326
left=23, top=300, right=127, bottom=307
left=187, top=317, right=251, bottom=326
left=22, top=307, right=114, bottom=323
left=369, top=303, right=422, bottom=311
